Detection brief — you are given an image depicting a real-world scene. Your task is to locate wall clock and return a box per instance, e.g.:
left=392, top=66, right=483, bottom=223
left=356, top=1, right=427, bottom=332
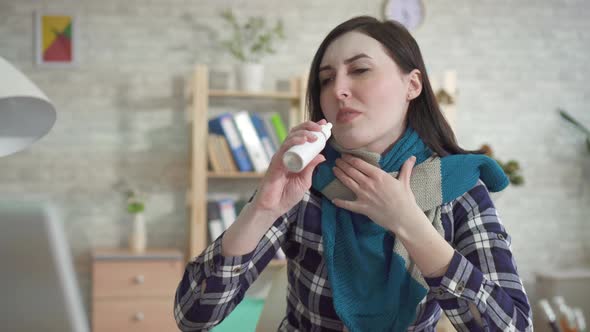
left=383, top=0, right=425, bottom=31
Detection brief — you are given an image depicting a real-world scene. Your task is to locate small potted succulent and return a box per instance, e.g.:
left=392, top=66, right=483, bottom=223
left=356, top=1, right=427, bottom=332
left=126, top=189, right=147, bottom=253
left=219, top=9, right=285, bottom=92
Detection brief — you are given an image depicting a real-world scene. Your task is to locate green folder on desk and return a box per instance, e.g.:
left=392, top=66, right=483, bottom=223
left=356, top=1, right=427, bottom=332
left=212, top=297, right=265, bottom=332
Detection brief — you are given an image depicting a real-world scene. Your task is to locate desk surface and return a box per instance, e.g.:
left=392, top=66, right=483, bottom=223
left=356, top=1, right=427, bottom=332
left=92, top=248, right=183, bottom=261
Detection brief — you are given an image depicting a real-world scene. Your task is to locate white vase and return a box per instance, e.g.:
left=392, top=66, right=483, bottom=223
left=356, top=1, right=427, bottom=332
left=236, top=63, right=264, bottom=92
left=129, top=213, right=147, bottom=253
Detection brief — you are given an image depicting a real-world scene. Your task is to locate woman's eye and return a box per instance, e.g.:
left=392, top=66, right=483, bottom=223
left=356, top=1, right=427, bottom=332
left=319, top=68, right=368, bottom=87
left=352, top=68, right=369, bottom=74
left=320, top=77, right=333, bottom=86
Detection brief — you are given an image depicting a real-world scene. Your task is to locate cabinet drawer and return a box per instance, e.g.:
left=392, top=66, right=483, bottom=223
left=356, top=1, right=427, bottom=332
left=92, top=298, right=177, bottom=332
left=93, top=260, right=182, bottom=298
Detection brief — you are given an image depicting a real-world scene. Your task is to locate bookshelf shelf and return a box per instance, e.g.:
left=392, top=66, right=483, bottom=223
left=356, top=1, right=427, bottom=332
left=268, top=259, right=287, bottom=268
left=189, top=64, right=306, bottom=260
left=207, top=172, right=265, bottom=179
left=209, top=89, right=299, bottom=100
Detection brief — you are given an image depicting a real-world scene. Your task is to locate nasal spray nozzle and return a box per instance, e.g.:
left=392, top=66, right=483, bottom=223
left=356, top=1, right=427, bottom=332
left=282, top=122, right=332, bottom=173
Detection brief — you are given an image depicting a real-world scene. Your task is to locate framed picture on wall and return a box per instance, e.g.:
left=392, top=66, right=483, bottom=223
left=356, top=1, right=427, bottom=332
left=35, top=11, right=77, bottom=67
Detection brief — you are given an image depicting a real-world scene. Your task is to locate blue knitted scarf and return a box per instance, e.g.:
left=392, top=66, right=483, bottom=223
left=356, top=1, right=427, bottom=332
left=311, top=126, right=508, bottom=332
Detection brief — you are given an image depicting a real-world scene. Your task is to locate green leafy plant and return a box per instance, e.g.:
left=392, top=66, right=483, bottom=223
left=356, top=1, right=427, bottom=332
left=435, top=89, right=455, bottom=105
left=219, top=9, right=285, bottom=63
left=480, top=144, right=524, bottom=186
left=558, top=108, right=590, bottom=153
left=126, top=189, right=145, bottom=214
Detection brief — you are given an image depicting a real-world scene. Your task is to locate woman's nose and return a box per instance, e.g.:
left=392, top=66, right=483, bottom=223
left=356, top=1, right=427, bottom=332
left=333, top=77, right=351, bottom=100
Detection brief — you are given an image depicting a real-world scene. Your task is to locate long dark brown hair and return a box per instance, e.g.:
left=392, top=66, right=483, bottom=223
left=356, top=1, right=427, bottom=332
left=306, top=16, right=483, bottom=156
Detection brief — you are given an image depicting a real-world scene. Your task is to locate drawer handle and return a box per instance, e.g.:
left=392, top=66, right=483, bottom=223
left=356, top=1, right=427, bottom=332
left=134, top=275, right=145, bottom=284
left=134, top=312, right=145, bottom=322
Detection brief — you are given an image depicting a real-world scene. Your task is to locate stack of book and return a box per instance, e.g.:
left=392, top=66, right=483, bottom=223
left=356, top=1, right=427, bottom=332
left=538, top=297, right=586, bottom=332
left=207, top=111, right=288, bottom=173
left=207, top=194, right=286, bottom=260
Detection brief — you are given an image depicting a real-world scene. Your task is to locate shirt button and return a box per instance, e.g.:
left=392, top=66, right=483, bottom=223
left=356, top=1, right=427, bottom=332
left=232, top=266, right=243, bottom=274
left=436, top=288, right=445, bottom=296
left=498, top=233, right=505, bottom=240
left=456, top=281, right=465, bottom=294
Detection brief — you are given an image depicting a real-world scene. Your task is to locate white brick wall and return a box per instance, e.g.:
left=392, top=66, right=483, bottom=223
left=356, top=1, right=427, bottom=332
left=1, top=0, right=588, bottom=319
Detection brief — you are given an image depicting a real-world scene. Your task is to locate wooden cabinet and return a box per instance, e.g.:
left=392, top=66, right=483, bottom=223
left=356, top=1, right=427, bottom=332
left=91, top=249, right=183, bottom=332
left=188, top=64, right=306, bottom=260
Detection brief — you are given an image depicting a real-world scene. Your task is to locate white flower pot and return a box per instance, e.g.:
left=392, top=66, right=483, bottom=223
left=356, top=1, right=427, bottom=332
left=129, top=213, right=147, bottom=253
left=236, top=63, right=264, bottom=92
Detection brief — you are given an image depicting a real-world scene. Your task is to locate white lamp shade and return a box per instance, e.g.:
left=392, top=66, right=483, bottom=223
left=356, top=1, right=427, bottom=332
left=0, top=57, right=56, bottom=157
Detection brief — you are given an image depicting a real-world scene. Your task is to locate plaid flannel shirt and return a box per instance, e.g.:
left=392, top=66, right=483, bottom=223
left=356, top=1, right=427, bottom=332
left=175, top=181, right=533, bottom=331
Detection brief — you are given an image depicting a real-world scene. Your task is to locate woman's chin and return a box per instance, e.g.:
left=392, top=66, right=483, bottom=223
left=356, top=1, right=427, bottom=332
left=332, top=136, right=367, bottom=151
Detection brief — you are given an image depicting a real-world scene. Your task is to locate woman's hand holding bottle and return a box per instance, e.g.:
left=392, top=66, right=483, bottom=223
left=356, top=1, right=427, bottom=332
left=250, top=119, right=328, bottom=219
left=221, top=119, right=327, bottom=257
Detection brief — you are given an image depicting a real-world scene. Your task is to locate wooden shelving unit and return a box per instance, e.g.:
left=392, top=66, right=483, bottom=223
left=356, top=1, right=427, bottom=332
left=207, top=172, right=265, bottom=179
left=188, top=64, right=306, bottom=265
left=208, top=90, right=299, bottom=100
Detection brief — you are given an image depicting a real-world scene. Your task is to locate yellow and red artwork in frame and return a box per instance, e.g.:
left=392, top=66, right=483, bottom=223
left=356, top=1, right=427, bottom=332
left=35, top=12, right=77, bottom=66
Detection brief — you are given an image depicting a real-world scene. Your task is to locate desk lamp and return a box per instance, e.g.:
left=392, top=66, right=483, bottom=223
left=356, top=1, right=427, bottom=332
left=0, top=56, right=56, bottom=157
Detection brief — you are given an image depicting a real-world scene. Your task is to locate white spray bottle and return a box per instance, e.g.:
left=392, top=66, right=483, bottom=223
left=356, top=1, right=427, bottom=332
left=282, top=122, right=332, bottom=173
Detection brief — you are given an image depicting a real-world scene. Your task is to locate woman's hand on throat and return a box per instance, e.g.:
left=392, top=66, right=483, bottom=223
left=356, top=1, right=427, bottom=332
left=331, top=154, right=423, bottom=234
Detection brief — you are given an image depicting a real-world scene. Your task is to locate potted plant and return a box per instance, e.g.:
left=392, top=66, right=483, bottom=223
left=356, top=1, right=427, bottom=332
left=126, top=189, right=147, bottom=253
left=479, top=144, right=524, bottom=186
left=558, top=108, right=590, bottom=153
left=219, top=9, right=285, bottom=92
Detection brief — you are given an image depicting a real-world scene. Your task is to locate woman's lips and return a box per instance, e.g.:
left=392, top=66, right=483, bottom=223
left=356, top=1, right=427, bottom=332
left=336, top=109, right=362, bottom=123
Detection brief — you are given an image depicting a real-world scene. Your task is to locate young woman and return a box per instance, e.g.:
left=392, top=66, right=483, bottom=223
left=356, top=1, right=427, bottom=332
left=175, top=16, right=532, bottom=331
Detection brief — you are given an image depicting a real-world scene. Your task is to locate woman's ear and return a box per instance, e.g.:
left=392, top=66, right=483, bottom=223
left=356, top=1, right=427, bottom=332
left=406, top=69, right=422, bottom=101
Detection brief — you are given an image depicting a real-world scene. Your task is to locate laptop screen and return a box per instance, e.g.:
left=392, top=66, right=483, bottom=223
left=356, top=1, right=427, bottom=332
left=0, top=199, right=89, bottom=332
